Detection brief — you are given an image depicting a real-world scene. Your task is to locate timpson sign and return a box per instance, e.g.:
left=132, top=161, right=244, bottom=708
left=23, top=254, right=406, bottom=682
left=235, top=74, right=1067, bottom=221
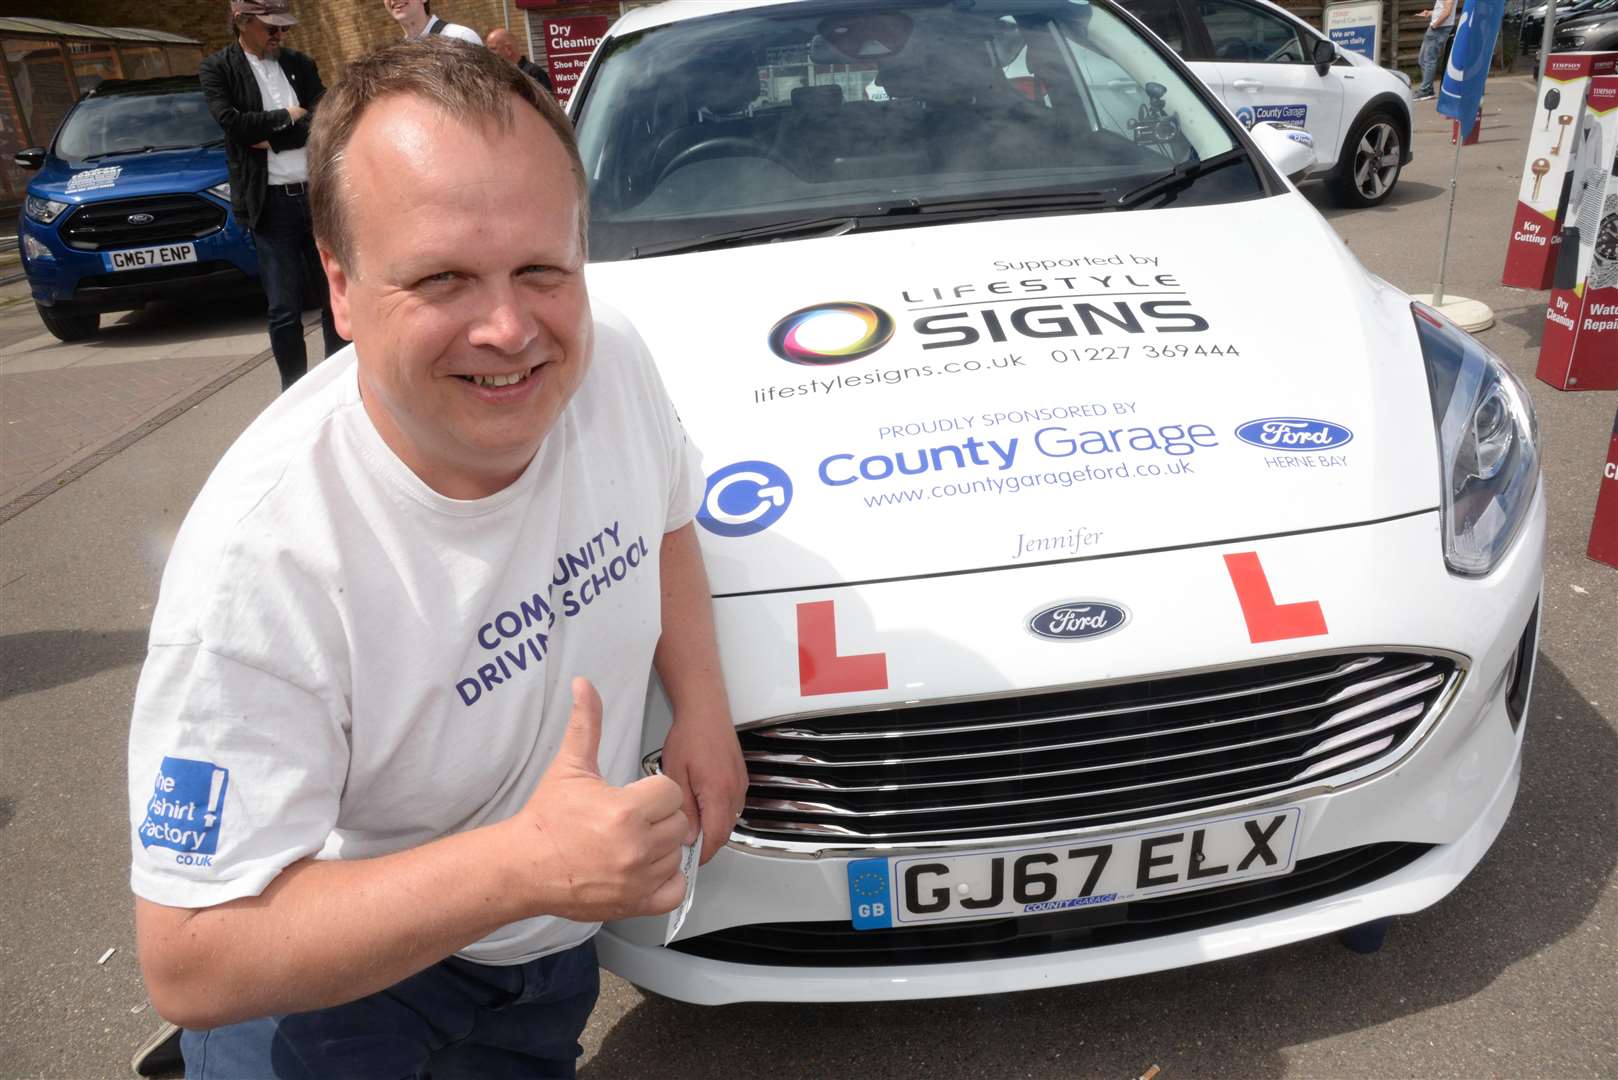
left=1502, top=52, right=1618, bottom=289
left=1536, top=75, right=1618, bottom=391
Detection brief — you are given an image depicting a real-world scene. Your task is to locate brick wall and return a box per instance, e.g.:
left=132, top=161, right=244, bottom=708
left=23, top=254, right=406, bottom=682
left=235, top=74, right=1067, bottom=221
left=8, top=1, right=624, bottom=88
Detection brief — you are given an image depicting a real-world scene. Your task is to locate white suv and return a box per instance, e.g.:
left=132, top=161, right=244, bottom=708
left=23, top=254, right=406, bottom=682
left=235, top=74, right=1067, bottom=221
left=1122, top=0, right=1415, bottom=205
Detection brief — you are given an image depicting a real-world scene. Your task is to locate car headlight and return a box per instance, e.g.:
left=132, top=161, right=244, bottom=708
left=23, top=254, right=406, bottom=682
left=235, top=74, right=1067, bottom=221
left=21, top=233, right=52, bottom=260
left=1412, top=302, right=1540, bottom=576
left=206, top=181, right=231, bottom=201
left=24, top=194, right=67, bottom=224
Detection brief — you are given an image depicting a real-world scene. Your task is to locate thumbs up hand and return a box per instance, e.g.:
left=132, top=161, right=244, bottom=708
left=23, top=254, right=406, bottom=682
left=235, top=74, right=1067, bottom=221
left=503, top=677, right=689, bottom=923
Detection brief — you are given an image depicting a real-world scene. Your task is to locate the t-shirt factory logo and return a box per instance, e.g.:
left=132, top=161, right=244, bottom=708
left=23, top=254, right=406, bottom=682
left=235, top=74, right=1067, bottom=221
left=140, top=756, right=229, bottom=865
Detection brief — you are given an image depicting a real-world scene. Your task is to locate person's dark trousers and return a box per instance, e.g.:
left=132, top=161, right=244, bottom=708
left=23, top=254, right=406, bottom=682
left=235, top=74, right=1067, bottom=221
left=179, top=938, right=599, bottom=1079
left=253, top=183, right=343, bottom=392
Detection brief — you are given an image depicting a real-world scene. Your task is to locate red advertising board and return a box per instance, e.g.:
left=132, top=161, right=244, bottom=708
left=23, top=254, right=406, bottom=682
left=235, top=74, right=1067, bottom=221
left=540, top=15, right=610, bottom=105
left=1503, top=52, right=1618, bottom=289
left=1537, top=75, right=1618, bottom=391
left=1588, top=405, right=1618, bottom=568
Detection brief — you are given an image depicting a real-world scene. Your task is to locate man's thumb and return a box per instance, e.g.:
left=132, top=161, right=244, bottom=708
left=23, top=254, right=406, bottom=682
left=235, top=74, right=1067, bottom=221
left=557, top=676, right=603, bottom=773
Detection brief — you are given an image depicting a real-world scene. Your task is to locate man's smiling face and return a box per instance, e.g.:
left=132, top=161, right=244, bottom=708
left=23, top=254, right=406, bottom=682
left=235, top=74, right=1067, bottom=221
left=383, top=0, right=426, bottom=27
left=323, top=92, right=591, bottom=500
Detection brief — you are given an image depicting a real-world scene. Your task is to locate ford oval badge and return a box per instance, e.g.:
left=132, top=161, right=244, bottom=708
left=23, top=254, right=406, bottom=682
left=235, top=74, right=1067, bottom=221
left=1235, top=417, right=1354, bottom=452
left=127, top=212, right=155, bottom=225
left=1027, top=602, right=1129, bottom=641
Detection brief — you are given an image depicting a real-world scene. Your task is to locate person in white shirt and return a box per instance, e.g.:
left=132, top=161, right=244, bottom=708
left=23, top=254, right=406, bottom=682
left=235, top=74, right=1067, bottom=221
left=130, top=38, right=744, bottom=1079
left=384, top=0, right=482, bottom=44
left=1414, top=0, right=1460, bottom=100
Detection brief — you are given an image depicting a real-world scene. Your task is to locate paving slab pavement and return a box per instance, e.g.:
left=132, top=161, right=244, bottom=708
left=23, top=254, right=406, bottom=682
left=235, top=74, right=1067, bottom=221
left=0, top=72, right=1613, bottom=1080
left=0, top=286, right=318, bottom=518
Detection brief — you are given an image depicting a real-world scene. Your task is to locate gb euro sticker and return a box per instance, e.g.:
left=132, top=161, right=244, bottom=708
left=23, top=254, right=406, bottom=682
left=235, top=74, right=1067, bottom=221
left=140, top=756, right=229, bottom=866
left=66, top=165, right=121, bottom=193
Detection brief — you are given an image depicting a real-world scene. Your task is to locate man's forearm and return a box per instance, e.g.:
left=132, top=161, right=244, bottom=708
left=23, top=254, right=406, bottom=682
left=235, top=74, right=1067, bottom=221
left=652, top=523, right=729, bottom=724
left=138, top=820, right=531, bottom=1029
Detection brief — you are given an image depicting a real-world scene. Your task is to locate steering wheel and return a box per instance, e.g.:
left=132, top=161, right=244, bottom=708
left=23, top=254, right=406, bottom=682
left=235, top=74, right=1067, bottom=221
left=655, top=137, right=797, bottom=186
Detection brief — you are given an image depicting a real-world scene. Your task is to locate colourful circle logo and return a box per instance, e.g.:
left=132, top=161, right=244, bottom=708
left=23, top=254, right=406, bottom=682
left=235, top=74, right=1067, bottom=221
left=768, top=302, right=895, bottom=365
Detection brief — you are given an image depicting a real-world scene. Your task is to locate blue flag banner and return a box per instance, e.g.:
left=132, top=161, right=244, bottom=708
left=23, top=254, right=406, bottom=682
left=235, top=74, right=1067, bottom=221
left=1438, top=0, right=1506, bottom=138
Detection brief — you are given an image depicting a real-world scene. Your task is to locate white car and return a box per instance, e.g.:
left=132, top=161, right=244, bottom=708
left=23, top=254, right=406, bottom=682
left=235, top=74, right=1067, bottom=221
left=1122, top=0, right=1414, bottom=205
left=570, top=0, right=1543, bottom=1004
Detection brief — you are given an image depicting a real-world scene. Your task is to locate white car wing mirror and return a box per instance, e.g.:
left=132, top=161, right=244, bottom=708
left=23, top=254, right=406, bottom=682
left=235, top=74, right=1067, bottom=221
left=1248, top=120, right=1318, bottom=182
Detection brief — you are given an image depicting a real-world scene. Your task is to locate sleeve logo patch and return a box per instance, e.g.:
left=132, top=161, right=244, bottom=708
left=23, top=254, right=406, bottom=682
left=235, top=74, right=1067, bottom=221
left=140, top=757, right=229, bottom=862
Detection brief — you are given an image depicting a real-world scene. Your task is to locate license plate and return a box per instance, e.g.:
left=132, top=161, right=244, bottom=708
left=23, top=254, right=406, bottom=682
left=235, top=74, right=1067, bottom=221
left=103, top=242, right=197, bottom=272
left=846, top=807, right=1301, bottom=929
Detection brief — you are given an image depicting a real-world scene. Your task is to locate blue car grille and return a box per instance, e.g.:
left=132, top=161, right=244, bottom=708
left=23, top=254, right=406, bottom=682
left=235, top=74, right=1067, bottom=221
left=60, top=194, right=225, bottom=252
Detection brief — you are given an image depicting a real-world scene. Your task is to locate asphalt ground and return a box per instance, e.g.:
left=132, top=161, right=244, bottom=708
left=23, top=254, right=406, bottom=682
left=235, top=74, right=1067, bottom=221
left=0, top=73, right=1614, bottom=1079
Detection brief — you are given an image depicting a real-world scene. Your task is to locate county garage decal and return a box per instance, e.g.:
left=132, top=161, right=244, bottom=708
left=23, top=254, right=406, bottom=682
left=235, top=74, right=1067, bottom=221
left=1234, top=104, right=1308, bottom=129
left=697, top=460, right=793, bottom=538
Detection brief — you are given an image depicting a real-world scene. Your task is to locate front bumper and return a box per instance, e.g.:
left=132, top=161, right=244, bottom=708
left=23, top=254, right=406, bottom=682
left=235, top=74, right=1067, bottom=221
left=601, top=501, right=1544, bottom=1003
left=20, top=200, right=259, bottom=314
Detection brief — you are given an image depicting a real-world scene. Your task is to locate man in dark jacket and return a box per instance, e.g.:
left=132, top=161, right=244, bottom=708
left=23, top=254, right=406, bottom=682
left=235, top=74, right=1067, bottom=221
left=201, top=0, right=342, bottom=390
left=486, top=27, right=554, bottom=92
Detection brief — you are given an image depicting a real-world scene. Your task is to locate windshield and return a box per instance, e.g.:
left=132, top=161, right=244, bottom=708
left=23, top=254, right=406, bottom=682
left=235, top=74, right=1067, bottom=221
left=574, top=0, right=1251, bottom=261
left=55, top=88, right=222, bottom=162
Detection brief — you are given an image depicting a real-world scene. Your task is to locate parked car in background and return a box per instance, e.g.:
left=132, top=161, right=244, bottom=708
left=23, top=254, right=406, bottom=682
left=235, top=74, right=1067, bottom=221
left=1522, top=0, right=1610, bottom=49
left=1120, top=0, right=1414, bottom=206
left=14, top=75, right=260, bottom=343
left=566, top=0, right=1544, bottom=1007
left=1552, top=0, right=1618, bottom=50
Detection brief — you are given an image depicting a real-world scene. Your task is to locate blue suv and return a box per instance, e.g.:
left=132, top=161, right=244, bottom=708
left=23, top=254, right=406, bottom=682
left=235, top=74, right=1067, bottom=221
left=15, top=75, right=260, bottom=343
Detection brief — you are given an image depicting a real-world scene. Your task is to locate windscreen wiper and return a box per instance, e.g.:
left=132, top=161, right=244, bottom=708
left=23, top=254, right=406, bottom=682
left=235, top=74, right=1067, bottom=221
left=631, top=215, right=861, bottom=258
left=628, top=189, right=1110, bottom=259
left=1115, top=149, right=1248, bottom=210
left=82, top=143, right=202, bottom=161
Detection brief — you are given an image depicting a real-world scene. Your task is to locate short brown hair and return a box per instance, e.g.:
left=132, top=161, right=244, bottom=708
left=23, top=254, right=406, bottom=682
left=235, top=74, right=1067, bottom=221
left=308, top=37, right=585, bottom=271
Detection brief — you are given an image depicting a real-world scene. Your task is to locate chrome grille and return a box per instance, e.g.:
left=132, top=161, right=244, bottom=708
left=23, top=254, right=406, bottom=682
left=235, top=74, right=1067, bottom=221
left=61, top=194, right=225, bottom=251
left=734, top=652, right=1459, bottom=847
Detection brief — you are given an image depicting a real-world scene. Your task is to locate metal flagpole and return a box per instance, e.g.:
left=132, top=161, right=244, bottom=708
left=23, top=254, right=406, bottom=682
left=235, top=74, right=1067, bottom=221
left=1432, top=133, right=1466, bottom=305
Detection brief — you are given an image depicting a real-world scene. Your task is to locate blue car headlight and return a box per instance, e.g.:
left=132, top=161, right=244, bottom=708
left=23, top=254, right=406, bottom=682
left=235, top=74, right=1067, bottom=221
left=206, top=181, right=231, bottom=202
left=24, top=194, right=68, bottom=224
left=1413, top=303, right=1540, bottom=576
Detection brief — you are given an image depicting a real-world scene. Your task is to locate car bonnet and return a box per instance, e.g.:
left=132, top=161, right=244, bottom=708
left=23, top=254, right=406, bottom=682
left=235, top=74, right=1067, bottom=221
left=31, top=146, right=228, bottom=204
left=586, top=192, right=1437, bottom=597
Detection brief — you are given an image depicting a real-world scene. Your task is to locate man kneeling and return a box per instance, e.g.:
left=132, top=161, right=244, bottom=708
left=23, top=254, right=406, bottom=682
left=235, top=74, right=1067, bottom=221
left=127, top=38, right=744, bottom=1079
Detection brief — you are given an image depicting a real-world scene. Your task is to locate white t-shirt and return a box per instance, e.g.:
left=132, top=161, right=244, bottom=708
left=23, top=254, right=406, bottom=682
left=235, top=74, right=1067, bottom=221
left=127, top=305, right=701, bottom=964
left=1429, top=0, right=1458, bottom=29
left=241, top=50, right=307, bottom=186
left=419, top=15, right=483, bottom=44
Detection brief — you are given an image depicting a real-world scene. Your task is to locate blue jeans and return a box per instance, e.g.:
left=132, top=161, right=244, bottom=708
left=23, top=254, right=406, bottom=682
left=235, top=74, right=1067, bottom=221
left=180, top=939, right=599, bottom=1079
left=1418, top=25, right=1452, bottom=95
left=253, top=185, right=343, bottom=392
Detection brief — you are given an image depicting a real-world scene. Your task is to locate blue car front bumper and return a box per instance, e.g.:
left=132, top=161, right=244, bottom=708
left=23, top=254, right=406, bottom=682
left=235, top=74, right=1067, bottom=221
left=20, top=192, right=260, bottom=314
